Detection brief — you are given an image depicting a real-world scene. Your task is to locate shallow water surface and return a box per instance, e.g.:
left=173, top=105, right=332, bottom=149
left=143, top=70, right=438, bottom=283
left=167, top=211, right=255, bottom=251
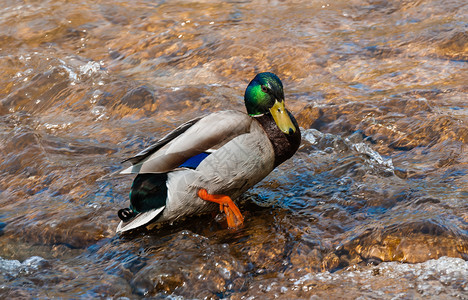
left=0, top=0, right=467, bottom=298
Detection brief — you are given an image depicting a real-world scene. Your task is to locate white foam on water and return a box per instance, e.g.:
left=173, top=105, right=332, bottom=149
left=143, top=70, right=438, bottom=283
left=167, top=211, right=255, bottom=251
left=0, top=256, right=47, bottom=278
left=0, top=257, right=22, bottom=277
left=352, top=142, right=394, bottom=172
left=302, top=128, right=323, bottom=145
left=79, top=61, right=102, bottom=76
left=292, top=256, right=468, bottom=297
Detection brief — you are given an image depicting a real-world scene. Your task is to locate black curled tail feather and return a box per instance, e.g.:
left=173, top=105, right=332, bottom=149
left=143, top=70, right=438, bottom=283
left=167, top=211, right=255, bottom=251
left=118, top=208, right=135, bottom=221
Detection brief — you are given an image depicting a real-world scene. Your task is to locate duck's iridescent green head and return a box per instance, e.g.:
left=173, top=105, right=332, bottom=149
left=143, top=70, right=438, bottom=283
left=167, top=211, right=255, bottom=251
left=244, top=72, right=296, bottom=134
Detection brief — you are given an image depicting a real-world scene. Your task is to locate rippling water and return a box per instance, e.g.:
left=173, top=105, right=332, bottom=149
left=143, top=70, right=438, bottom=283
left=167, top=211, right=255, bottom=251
left=0, top=0, right=467, bottom=298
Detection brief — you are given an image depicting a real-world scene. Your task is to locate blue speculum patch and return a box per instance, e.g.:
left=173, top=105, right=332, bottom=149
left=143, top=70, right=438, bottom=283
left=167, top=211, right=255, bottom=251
left=179, top=152, right=211, bottom=169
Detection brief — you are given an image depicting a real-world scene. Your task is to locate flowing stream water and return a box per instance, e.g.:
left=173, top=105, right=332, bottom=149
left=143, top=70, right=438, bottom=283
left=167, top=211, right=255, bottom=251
left=0, top=0, right=467, bottom=298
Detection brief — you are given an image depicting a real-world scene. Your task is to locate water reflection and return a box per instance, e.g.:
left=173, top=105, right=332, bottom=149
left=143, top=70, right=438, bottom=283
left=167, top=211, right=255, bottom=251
left=0, top=0, right=467, bottom=298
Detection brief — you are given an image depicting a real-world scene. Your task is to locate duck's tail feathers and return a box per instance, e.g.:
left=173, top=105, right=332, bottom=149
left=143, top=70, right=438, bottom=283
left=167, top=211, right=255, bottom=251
left=116, top=206, right=165, bottom=233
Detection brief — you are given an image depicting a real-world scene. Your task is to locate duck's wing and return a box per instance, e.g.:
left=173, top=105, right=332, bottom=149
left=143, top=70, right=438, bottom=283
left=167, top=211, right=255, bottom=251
left=120, top=111, right=252, bottom=174
left=122, top=116, right=203, bottom=165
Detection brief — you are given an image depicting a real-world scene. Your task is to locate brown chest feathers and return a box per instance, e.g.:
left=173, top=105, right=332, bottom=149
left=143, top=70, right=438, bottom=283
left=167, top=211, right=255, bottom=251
left=255, top=112, right=301, bottom=168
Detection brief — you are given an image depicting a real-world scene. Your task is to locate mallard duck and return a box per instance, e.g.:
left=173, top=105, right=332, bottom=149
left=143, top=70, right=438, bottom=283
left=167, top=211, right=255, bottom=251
left=116, top=72, right=301, bottom=233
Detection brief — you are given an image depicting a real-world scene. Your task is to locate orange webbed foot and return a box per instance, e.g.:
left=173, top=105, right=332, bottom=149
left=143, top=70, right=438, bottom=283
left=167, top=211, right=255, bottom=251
left=197, top=189, right=244, bottom=228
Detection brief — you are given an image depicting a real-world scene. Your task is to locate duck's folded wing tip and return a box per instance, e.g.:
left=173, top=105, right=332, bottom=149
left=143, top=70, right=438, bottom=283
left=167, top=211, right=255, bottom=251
left=119, top=164, right=142, bottom=174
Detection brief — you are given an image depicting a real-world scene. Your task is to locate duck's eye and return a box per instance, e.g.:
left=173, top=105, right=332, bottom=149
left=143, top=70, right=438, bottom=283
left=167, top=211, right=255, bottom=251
left=261, top=85, right=268, bottom=93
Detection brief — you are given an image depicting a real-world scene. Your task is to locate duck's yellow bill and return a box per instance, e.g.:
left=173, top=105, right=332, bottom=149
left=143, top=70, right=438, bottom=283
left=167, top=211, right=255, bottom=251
left=270, top=100, right=296, bottom=135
